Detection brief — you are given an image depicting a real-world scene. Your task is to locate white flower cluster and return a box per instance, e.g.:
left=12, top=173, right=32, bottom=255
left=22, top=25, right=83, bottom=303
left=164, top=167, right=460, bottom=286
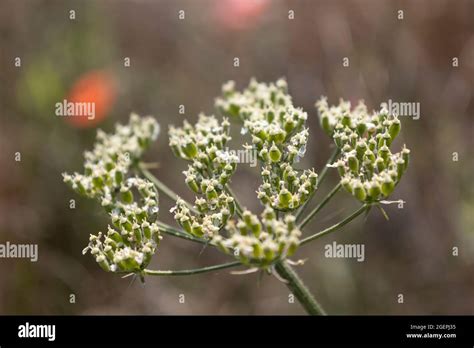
left=83, top=177, right=161, bottom=273
left=64, top=114, right=162, bottom=274
left=63, top=113, right=160, bottom=201
left=316, top=98, right=411, bottom=202
left=212, top=207, right=301, bottom=267
left=171, top=194, right=235, bottom=238
left=215, top=79, right=318, bottom=211
left=169, top=114, right=237, bottom=238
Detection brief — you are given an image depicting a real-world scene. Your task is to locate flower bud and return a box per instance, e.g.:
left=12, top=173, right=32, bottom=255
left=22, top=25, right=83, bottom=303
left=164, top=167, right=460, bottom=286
left=353, top=181, right=367, bottom=201
left=402, top=146, right=410, bottom=171
left=356, top=122, right=367, bottom=136
left=364, top=149, right=376, bottom=164
left=251, top=219, right=262, bottom=236
left=259, top=148, right=270, bottom=162
left=228, top=199, right=236, bottom=216
left=341, top=177, right=353, bottom=193
left=191, top=222, right=204, bottom=237
left=355, top=140, right=367, bottom=160
left=341, top=113, right=351, bottom=127
left=96, top=254, right=111, bottom=272
left=206, top=185, right=218, bottom=200
left=284, top=118, right=296, bottom=133
left=183, top=141, right=198, bottom=158
left=170, top=143, right=181, bottom=157
left=333, top=132, right=343, bottom=148
left=185, top=176, right=200, bottom=193
left=287, top=236, right=299, bottom=256
left=266, top=110, right=275, bottom=123
left=381, top=176, right=395, bottom=197
left=278, top=188, right=292, bottom=208
left=376, top=157, right=385, bottom=172
left=378, top=145, right=390, bottom=162
left=256, top=128, right=268, bottom=141
left=271, top=128, right=286, bottom=144
left=121, top=188, right=134, bottom=204
left=396, top=158, right=405, bottom=180
left=179, top=216, right=192, bottom=234
left=132, top=223, right=142, bottom=242
left=263, top=246, right=275, bottom=263
left=308, top=171, right=318, bottom=187
left=389, top=118, right=401, bottom=142
left=367, top=181, right=381, bottom=199
left=263, top=206, right=276, bottom=221
left=92, top=175, right=104, bottom=189
left=142, top=221, right=152, bottom=239
left=368, top=138, right=377, bottom=151
left=269, top=143, right=282, bottom=163
left=252, top=243, right=263, bottom=259
left=320, top=113, right=333, bottom=135
left=348, top=155, right=359, bottom=174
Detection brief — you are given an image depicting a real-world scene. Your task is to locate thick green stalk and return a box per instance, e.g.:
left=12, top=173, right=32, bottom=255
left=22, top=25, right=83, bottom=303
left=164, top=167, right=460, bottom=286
left=144, top=261, right=241, bottom=276
left=274, top=260, right=326, bottom=315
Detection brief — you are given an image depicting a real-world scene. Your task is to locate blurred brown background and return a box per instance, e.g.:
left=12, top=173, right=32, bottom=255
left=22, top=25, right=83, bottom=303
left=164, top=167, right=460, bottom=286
left=0, top=0, right=473, bottom=314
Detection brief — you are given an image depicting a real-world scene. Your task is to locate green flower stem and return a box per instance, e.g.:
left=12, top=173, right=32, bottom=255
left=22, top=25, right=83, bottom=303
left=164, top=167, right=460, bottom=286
left=300, top=204, right=369, bottom=245
left=138, top=163, right=198, bottom=214
left=296, top=147, right=340, bottom=221
left=225, top=185, right=244, bottom=218
left=298, top=182, right=342, bottom=229
left=157, top=221, right=212, bottom=246
left=144, top=260, right=242, bottom=276
left=274, top=260, right=326, bottom=315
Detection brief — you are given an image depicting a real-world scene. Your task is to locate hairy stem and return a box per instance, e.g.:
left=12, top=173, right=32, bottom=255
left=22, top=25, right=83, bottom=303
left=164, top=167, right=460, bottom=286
left=296, top=147, right=340, bottom=221
left=138, top=163, right=198, bottom=214
left=144, top=261, right=241, bottom=276
left=298, top=182, right=342, bottom=229
left=274, top=260, right=326, bottom=315
left=301, top=204, right=369, bottom=245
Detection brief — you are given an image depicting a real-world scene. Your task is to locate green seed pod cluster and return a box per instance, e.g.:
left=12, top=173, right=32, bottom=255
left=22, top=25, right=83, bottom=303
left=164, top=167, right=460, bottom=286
left=63, top=114, right=161, bottom=275
left=82, top=177, right=161, bottom=274
left=171, top=194, right=235, bottom=238
left=63, top=113, right=160, bottom=200
left=257, top=164, right=318, bottom=211
left=169, top=114, right=238, bottom=238
left=215, top=79, right=318, bottom=211
left=316, top=98, right=411, bottom=202
left=169, top=114, right=237, bottom=190
left=212, top=206, right=301, bottom=268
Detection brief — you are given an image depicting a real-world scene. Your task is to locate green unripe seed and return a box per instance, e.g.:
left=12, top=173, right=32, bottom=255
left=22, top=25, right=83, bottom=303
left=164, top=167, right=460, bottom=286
left=269, top=143, right=282, bottom=163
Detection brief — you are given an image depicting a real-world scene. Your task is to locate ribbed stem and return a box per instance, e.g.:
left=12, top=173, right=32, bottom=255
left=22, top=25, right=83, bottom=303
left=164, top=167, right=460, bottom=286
left=298, top=183, right=341, bottom=229
left=301, top=204, right=368, bottom=245
left=296, top=147, right=340, bottom=221
left=144, top=261, right=241, bottom=276
left=156, top=221, right=211, bottom=246
left=274, top=260, right=326, bottom=315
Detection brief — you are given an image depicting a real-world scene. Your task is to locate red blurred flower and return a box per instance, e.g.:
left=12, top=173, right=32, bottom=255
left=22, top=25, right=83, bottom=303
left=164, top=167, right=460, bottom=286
left=65, top=70, right=117, bottom=128
left=214, top=0, right=269, bottom=31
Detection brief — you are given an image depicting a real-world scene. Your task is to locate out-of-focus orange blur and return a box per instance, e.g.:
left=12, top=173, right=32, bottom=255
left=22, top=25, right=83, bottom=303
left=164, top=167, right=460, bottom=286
left=66, top=70, right=117, bottom=128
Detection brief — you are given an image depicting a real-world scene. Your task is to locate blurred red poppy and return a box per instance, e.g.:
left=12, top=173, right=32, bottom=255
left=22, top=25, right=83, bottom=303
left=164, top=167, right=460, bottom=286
left=214, top=0, right=269, bottom=31
left=65, top=70, right=117, bottom=128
